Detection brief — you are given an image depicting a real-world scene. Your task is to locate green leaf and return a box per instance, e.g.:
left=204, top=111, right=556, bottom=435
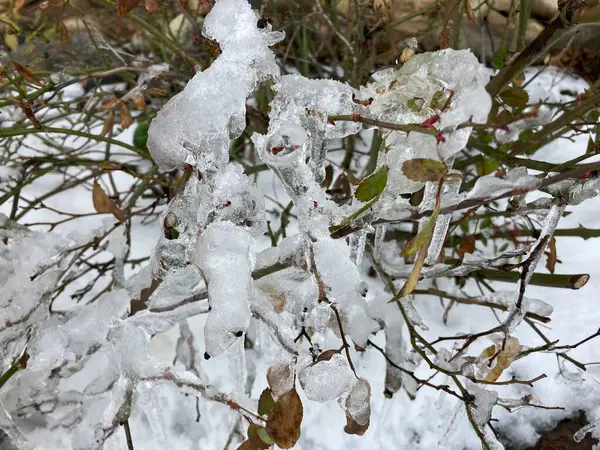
left=492, top=48, right=509, bottom=69
left=402, top=159, right=448, bottom=182
left=401, top=205, right=440, bottom=258
left=430, top=90, right=446, bottom=110
left=258, top=388, right=275, bottom=416
left=499, top=86, right=529, bottom=108
left=354, top=166, right=388, bottom=202
left=407, top=97, right=424, bottom=112
left=133, top=121, right=150, bottom=149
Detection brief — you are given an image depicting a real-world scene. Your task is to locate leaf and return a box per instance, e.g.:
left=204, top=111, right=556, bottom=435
left=459, top=235, right=476, bottom=258
left=402, top=158, right=447, bottom=182
left=320, top=164, right=333, bottom=189
left=396, top=236, right=430, bottom=299
left=315, top=349, right=339, bottom=363
left=92, top=179, right=126, bottom=222
left=258, top=388, right=275, bottom=416
left=131, top=95, right=146, bottom=110
left=344, top=411, right=369, bottom=436
left=120, top=103, right=134, bottom=129
left=344, top=379, right=371, bottom=436
left=267, top=362, right=294, bottom=397
left=4, top=32, right=18, bottom=51
left=483, top=337, right=520, bottom=382
left=146, top=87, right=168, bottom=97
left=11, top=98, right=40, bottom=128
left=133, top=121, right=150, bottom=149
left=100, top=97, right=122, bottom=110
left=144, top=0, right=160, bottom=12
left=100, top=110, right=115, bottom=137
left=430, top=90, right=445, bottom=110
left=401, top=208, right=440, bottom=258
left=58, top=21, right=69, bottom=44
left=248, top=424, right=272, bottom=450
left=235, top=441, right=253, bottom=450
left=9, top=62, right=44, bottom=87
left=116, top=0, right=141, bottom=17
left=545, top=236, right=557, bottom=274
left=464, top=0, right=478, bottom=23
left=499, top=86, right=529, bottom=108
left=266, top=388, right=303, bottom=449
left=407, top=97, right=424, bottom=112
left=354, top=166, right=388, bottom=202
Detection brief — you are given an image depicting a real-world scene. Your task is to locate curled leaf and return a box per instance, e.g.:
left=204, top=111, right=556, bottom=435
left=9, top=62, right=44, bottom=87
left=402, top=158, right=447, bottom=183
left=100, top=110, right=115, bottom=137
left=266, top=388, right=303, bottom=449
left=120, top=103, right=134, bottom=129
left=92, top=179, right=126, bottom=222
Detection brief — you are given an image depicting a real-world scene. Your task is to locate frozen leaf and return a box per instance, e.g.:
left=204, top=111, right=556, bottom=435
left=481, top=337, right=521, bottom=382
left=355, top=166, right=388, bottom=202
left=9, top=61, right=44, bottom=87
left=120, top=103, right=134, bottom=129
left=267, top=360, right=295, bottom=398
left=402, top=159, right=447, bottom=183
left=258, top=388, right=275, bottom=416
left=299, top=354, right=355, bottom=403
left=344, top=379, right=371, bottom=435
left=401, top=201, right=440, bottom=257
left=459, top=235, right=476, bottom=258
left=266, top=388, right=303, bottom=449
left=92, top=180, right=126, bottom=222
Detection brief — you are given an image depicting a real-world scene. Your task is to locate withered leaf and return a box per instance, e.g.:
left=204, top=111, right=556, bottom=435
left=459, top=235, right=476, bottom=258
left=131, top=94, right=146, bottom=110
left=545, top=236, right=557, bottom=274
left=11, top=98, right=41, bottom=128
left=464, top=0, right=478, bottom=24
left=92, top=179, right=127, bottom=222
left=144, top=0, right=160, bottom=12
left=402, top=158, right=447, bottom=183
left=58, top=21, right=69, bottom=44
left=100, top=96, right=122, bottom=110
left=116, top=0, right=141, bottom=17
left=120, top=103, right=134, bottom=129
left=315, top=349, right=339, bottom=363
left=320, top=164, right=334, bottom=189
left=344, top=411, right=369, bottom=436
left=266, top=388, right=303, bottom=449
left=146, top=87, right=168, bottom=97
left=258, top=388, right=275, bottom=416
left=100, top=110, right=115, bottom=137
left=9, top=62, right=44, bottom=87
left=235, top=441, right=253, bottom=450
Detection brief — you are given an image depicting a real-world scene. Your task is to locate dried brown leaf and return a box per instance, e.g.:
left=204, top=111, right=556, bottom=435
left=100, top=97, right=122, bottom=110
left=546, top=236, right=557, bottom=274
left=464, top=0, right=478, bottom=24
left=131, top=95, right=146, bottom=110
left=144, top=0, right=160, bottom=12
left=100, top=110, right=115, bottom=137
left=344, top=411, right=369, bottom=436
left=459, top=235, right=476, bottom=258
left=146, top=87, right=168, bottom=97
left=315, top=349, right=339, bottom=363
left=116, top=0, right=141, bottom=17
left=92, top=179, right=126, bottom=222
left=266, top=388, right=303, bottom=449
left=58, top=21, right=69, bottom=44
left=120, top=103, right=134, bottom=129
left=11, top=98, right=41, bottom=128
left=9, top=62, right=44, bottom=87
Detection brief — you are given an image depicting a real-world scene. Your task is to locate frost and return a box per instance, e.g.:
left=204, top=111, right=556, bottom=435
left=299, top=354, right=355, bottom=403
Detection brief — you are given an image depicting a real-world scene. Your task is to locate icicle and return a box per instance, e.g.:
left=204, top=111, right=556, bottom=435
left=373, top=224, right=386, bottom=261
left=349, top=229, right=367, bottom=266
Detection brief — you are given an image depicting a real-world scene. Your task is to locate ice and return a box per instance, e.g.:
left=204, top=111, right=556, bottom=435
left=465, top=381, right=498, bottom=426
left=267, top=357, right=296, bottom=398
left=383, top=302, right=408, bottom=395
left=250, top=289, right=298, bottom=354
left=27, top=327, right=68, bottom=372
left=148, top=265, right=204, bottom=310
left=464, top=167, right=541, bottom=203
left=107, top=225, right=127, bottom=288
left=345, top=378, right=371, bottom=426
left=312, top=238, right=361, bottom=301
left=108, top=322, right=159, bottom=378
left=195, top=221, right=254, bottom=358
left=373, top=225, right=386, bottom=261
left=334, top=294, right=378, bottom=348
left=495, top=106, right=553, bottom=143
left=574, top=418, right=600, bottom=443
left=147, top=0, right=282, bottom=172
left=299, top=354, right=355, bottom=403
left=175, top=320, right=208, bottom=382
left=348, top=229, right=367, bottom=266
left=425, top=172, right=462, bottom=266
left=481, top=291, right=553, bottom=317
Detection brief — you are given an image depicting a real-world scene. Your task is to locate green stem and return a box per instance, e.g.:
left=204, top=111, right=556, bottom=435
left=475, top=269, right=589, bottom=289
left=0, top=352, right=29, bottom=391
